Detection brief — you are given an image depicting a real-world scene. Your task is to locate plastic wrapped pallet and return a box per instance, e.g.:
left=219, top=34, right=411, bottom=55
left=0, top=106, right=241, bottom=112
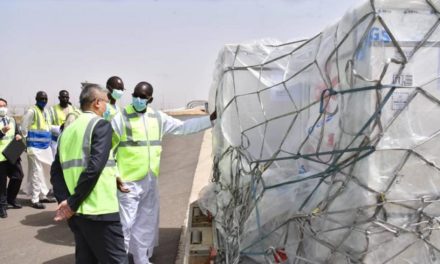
left=202, top=0, right=440, bottom=263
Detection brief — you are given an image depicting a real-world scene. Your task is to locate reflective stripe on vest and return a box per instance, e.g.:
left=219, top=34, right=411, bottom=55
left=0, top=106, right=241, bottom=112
left=59, top=113, right=119, bottom=215
left=108, top=104, right=119, bottom=121
left=28, top=106, right=51, bottom=149
left=65, top=109, right=82, bottom=120
left=0, top=118, right=15, bottom=162
left=118, top=140, right=161, bottom=147
left=61, top=159, right=116, bottom=170
left=51, top=105, right=77, bottom=141
left=116, top=105, right=162, bottom=181
left=30, top=106, right=50, bottom=130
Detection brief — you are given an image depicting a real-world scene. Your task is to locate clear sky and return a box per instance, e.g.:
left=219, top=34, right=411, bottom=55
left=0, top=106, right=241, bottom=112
left=0, top=0, right=361, bottom=111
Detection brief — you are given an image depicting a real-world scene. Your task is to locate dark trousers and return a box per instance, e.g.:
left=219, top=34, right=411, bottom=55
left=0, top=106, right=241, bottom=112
left=68, top=216, right=128, bottom=264
left=0, top=160, right=23, bottom=206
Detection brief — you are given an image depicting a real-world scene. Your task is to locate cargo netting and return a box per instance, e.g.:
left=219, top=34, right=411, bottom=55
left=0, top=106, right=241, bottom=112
left=200, top=0, right=440, bottom=263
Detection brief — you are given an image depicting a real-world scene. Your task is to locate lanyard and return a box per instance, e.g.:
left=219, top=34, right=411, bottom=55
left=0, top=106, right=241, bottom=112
left=1, top=117, right=9, bottom=126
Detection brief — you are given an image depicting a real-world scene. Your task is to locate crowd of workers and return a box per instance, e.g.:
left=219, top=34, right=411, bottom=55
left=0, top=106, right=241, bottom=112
left=0, top=76, right=216, bottom=264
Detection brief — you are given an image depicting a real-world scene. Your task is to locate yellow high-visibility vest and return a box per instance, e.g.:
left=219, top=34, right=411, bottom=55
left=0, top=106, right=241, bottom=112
left=59, top=112, right=119, bottom=215
left=27, top=106, right=51, bottom=149
left=116, top=105, right=162, bottom=181
left=108, top=104, right=119, bottom=121
left=50, top=104, right=76, bottom=126
left=0, top=117, right=16, bottom=162
left=65, top=108, right=82, bottom=121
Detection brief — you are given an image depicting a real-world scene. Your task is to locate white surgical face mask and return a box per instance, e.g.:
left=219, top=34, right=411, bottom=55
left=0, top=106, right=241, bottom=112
left=0, top=107, right=7, bottom=117
left=111, top=89, right=124, bottom=100
left=132, top=96, right=147, bottom=112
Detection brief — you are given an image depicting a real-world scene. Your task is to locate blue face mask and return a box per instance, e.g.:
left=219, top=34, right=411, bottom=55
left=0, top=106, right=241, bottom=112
left=36, top=101, right=47, bottom=108
left=111, top=89, right=124, bottom=100
left=132, top=96, right=147, bottom=112
left=103, top=103, right=111, bottom=120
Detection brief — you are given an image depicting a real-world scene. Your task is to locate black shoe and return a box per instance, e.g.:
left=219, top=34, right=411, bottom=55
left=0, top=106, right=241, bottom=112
left=32, top=202, right=46, bottom=209
left=7, top=200, right=22, bottom=209
left=40, top=197, right=57, bottom=203
left=0, top=206, right=7, bottom=218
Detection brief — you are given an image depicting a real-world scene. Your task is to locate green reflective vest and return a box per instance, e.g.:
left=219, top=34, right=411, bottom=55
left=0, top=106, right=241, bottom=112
left=0, top=117, right=15, bottom=162
left=63, top=109, right=83, bottom=129
left=116, top=105, right=162, bottom=181
left=59, top=112, right=118, bottom=215
left=108, top=104, right=119, bottom=121
left=29, top=105, right=50, bottom=131
left=49, top=104, right=76, bottom=126
left=65, top=108, right=82, bottom=121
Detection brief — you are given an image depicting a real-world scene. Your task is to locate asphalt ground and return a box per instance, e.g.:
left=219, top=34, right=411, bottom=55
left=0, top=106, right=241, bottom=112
left=0, top=117, right=208, bottom=264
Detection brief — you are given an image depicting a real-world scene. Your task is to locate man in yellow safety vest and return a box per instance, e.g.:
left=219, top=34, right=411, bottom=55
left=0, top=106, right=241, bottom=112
left=49, top=90, right=76, bottom=126
left=112, top=81, right=216, bottom=264
left=49, top=90, right=77, bottom=156
left=21, top=91, right=56, bottom=209
left=50, top=84, right=128, bottom=264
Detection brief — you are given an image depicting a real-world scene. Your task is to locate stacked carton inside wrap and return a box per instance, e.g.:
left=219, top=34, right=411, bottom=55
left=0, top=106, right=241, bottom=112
left=202, top=0, right=440, bottom=263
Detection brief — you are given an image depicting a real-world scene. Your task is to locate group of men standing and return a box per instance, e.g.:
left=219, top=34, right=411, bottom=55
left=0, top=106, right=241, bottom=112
left=0, top=89, right=76, bottom=217
left=0, top=76, right=216, bottom=264
left=21, top=90, right=74, bottom=209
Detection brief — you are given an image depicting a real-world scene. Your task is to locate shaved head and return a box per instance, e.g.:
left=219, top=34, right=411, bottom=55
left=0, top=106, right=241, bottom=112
left=106, top=76, right=124, bottom=92
left=134, top=82, right=153, bottom=98
left=36, top=91, right=48, bottom=102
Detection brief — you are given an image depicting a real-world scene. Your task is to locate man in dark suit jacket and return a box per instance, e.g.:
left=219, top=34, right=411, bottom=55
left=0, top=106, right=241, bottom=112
left=50, top=84, right=128, bottom=264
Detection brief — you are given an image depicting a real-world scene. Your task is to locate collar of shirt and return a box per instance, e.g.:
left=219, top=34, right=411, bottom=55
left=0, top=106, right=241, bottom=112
left=83, top=111, right=98, bottom=116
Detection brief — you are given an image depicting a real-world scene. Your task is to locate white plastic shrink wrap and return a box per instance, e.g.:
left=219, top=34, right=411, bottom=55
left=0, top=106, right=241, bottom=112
left=203, top=0, right=440, bottom=263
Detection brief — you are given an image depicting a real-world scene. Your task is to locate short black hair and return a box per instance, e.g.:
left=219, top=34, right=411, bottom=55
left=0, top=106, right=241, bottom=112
left=106, top=76, right=124, bottom=91
left=134, top=81, right=154, bottom=96
left=0, top=98, right=7, bottom=105
left=59, top=90, right=69, bottom=96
